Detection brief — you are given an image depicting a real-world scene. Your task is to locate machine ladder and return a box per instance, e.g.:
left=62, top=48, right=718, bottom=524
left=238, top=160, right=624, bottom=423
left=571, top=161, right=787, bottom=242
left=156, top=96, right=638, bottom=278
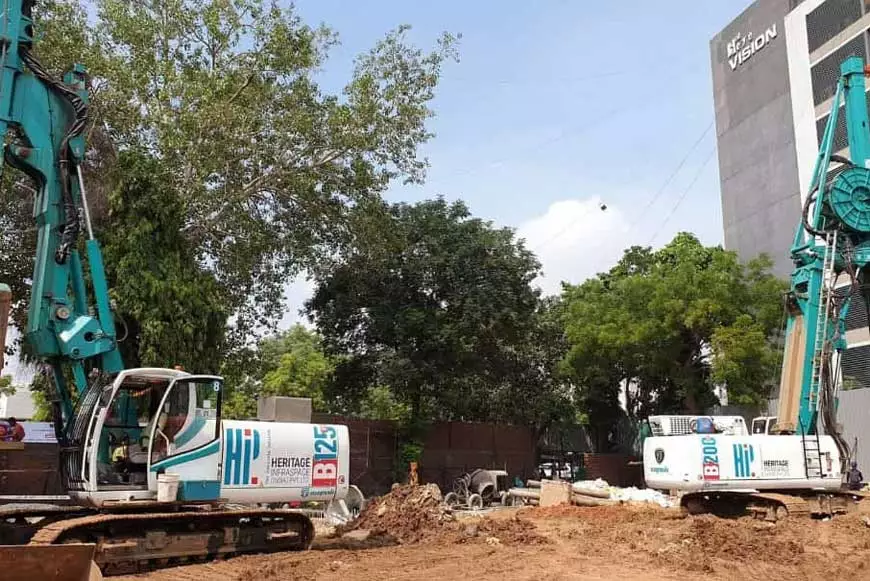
left=808, top=231, right=838, bottom=416
left=802, top=430, right=824, bottom=479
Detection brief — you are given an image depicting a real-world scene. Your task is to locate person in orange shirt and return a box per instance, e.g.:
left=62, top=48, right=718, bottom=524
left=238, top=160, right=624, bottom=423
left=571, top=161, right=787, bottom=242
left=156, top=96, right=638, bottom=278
left=5, top=417, right=24, bottom=442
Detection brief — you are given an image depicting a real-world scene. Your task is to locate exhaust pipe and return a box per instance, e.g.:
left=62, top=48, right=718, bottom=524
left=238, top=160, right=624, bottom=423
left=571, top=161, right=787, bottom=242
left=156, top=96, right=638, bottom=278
left=0, top=283, right=10, bottom=371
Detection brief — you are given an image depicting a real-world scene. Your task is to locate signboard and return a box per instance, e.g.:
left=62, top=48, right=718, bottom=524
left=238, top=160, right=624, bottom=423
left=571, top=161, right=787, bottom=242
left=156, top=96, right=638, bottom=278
left=761, top=459, right=789, bottom=478
left=727, top=24, right=777, bottom=70
left=0, top=421, right=57, bottom=443
left=222, top=421, right=346, bottom=494
left=701, top=436, right=720, bottom=480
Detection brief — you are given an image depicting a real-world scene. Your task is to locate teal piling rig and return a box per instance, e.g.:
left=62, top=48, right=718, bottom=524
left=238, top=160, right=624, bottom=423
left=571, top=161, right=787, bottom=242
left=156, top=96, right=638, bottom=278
left=0, top=0, right=123, bottom=429
left=784, top=56, right=870, bottom=452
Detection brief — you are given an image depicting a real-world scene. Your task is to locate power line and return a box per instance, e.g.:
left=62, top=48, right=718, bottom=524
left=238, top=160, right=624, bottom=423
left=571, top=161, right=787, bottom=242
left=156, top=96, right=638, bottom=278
left=628, top=121, right=714, bottom=231
left=430, top=62, right=708, bottom=186
left=646, top=146, right=717, bottom=246
left=532, top=120, right=714, bottom=252
left=442, top=45, right=705, bottom=88
left=434, top=102, right=644, bottom=184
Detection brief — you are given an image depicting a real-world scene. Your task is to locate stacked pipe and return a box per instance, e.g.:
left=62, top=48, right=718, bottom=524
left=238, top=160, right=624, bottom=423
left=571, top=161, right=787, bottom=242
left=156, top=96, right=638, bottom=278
left=569, top=483, right=616, bottom=507
left=507, top=480, right=617, bottom=507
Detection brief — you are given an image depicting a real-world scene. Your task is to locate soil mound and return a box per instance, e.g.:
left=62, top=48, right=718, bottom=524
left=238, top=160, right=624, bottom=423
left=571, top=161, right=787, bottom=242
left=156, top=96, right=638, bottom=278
left=453, top=515, right=549, bottom=546
left=339, top=484, right=455, bottom=543
left=654, top=516, right=805, bottom=572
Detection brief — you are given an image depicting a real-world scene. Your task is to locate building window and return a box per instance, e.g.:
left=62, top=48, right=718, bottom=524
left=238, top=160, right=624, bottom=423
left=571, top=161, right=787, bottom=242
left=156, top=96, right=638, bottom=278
left=844, top=290, right=868, bottom=331
left=811, top=34, right=866, bottom=104
left=816, top=89, right=870, bottom=152
left=816, top=104, right=849, bottom=151
left=807, top=0, right=863, bottom=54
left=841, top=344, right=870, bottom=388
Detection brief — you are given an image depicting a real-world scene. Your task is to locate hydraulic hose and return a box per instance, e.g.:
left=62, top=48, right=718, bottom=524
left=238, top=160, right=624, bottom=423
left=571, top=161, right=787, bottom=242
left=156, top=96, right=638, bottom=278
left=802, top=155, right=855, bottom=238
left=18, top=41, right=89, bottom=264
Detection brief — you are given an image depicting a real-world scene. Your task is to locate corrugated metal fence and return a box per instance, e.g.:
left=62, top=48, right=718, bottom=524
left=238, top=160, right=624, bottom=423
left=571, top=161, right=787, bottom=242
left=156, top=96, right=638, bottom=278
left=311, top=415, right=539, bottom=496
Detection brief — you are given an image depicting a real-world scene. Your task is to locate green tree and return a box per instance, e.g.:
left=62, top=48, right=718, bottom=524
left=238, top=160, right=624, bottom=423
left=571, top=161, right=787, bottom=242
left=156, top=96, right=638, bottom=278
left=306, top=198, right=548, bottom=430
left=224, top=325, right=334, bottom=418
left=359, top=385, right=411, bottom=422
left=261, top=325, right=333, bottom=409
left=101, top=150, right=228, bottom=372
left=561, top=233, right=785, bottom=450
left=0, top=0, right=458, bottom=368
left=0, top=376, right=14, bottom=398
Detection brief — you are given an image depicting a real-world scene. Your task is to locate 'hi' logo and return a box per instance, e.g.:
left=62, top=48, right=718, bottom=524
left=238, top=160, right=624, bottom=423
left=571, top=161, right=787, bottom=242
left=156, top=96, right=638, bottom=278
left=224, top=428, right=261, bottom=485
left=733, top=443, right=755, bottom=478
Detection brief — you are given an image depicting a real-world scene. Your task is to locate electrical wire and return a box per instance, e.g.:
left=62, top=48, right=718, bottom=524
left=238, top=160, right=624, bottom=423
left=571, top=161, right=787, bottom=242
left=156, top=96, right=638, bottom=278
left=441, top=102, right=642, bottom=184
left=646, top=146, right=716, bottom=246
left=432, top=59, right=708, bottom=188
left=631, top=122, right=713, bottom=232
left=532, top=120, right=714, bottom=253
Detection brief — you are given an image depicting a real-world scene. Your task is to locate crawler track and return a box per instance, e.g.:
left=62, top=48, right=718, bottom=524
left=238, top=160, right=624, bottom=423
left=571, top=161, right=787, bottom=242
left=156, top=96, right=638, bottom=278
left=24, top=508, right=314, bottom=576
left=680, top=490, right=857, bottom=521
left=0, top=505, right=95, bottom=544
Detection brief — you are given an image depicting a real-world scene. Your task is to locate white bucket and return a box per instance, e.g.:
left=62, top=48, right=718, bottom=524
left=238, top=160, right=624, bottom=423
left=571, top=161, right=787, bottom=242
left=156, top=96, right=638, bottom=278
left=157, top=473, right=180, bottom=502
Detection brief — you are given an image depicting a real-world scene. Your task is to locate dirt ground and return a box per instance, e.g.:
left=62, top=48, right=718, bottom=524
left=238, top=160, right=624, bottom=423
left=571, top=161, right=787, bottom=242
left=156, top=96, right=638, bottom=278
left=115, top=502, right=870, bottom=581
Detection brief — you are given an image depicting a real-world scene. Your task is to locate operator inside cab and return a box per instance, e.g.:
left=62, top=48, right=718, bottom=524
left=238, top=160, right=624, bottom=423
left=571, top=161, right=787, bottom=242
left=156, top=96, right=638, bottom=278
left=691, top=417, right=721, bottom=434
left=98, top=379, right=170, bottom=485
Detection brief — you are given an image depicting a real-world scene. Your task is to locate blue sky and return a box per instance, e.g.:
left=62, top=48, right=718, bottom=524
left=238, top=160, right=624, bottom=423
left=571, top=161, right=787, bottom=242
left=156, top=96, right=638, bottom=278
left=278, top=0, right=753, bottom=316
left=8, top=0, right=758, bottom=380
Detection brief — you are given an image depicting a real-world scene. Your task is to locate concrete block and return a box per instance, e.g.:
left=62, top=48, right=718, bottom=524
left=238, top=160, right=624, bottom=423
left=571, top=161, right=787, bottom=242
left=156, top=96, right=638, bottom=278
left=257, top=396, right=312, bottom=423
left=539, top=479, right=571, bottom=507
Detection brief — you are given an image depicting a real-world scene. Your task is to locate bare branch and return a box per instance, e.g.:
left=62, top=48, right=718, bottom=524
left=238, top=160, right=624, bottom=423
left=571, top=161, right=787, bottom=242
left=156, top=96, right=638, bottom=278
left=228, top=73, right=256, bottom=104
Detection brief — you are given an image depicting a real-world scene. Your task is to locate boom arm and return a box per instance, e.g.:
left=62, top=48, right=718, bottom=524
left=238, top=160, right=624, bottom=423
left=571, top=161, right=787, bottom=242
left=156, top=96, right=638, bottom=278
left=778, top=56, right=870, bottom=451
left=0, top=0, right=122, bottom=424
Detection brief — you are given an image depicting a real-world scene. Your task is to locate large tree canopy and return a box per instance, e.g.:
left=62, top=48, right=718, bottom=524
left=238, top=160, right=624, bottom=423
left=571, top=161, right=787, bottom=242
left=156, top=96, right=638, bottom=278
left=0, top=0, right=458, bottom=367
left=224, top=323, right=413, bottom=422
left=305, top=198, right=563, bottom=431
left=101, top=150, right=228, bottom=373
left=560, top=233, right=785, bottom=450
left=222, top=324, right=334, bottom=419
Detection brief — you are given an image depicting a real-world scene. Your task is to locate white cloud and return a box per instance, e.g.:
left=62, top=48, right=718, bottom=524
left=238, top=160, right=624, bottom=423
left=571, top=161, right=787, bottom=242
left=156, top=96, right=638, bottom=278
left=518, top=197, right=631, bottom=296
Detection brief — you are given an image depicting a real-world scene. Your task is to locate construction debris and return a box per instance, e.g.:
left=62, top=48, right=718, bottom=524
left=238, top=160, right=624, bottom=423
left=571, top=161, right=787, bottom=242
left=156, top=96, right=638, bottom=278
left=571, top=482, right=612, bottom=499
left=574, top=478, right=675, bottom=508
left=508, top=487, right=540, bottom=500
left=111, top=501, right=870, bottom=581
left=337, top=484, right=454, bottom=543
left=509, top=478, right=675, bottom=508
left=571, top=494, right=616, bottom=507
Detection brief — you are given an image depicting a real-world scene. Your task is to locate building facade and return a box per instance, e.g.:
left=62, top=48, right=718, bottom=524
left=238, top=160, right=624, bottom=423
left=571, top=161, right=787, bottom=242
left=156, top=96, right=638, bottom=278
left=713, top=0, right=870, bottom=388
left=712, top=0, right=800, bottom=278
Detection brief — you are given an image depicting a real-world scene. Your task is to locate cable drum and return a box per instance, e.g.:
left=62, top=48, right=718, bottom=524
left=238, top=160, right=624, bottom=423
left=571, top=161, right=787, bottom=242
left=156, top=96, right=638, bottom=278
left=829, top=166, right=870, bottom=233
